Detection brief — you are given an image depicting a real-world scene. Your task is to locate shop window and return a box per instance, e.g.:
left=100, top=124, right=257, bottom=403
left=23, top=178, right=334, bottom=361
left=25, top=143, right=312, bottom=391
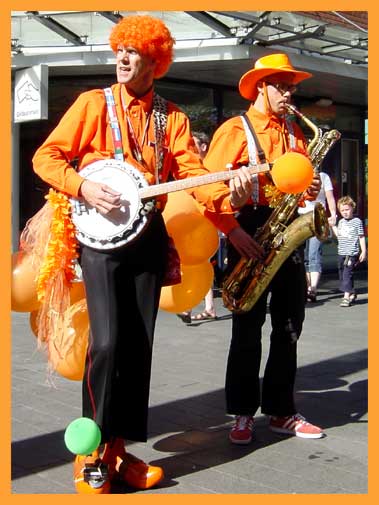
left=222, top=89, right=249, bottom=121
left=155, top=81, right=217, bottom=135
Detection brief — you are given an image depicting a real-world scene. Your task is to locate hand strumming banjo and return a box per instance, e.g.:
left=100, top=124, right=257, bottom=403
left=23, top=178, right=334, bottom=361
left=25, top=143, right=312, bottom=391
left=70, top=158, right=271, bottom=250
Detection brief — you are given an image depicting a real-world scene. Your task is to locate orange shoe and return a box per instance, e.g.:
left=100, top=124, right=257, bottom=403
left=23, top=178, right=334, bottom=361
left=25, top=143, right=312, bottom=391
left=101, top=438, right=125, bottom=481
left=73, top=450, right=111, bottom=494
left=101, top=438, right=164, bottom=490
left=119, top=452, right=164, bottom=490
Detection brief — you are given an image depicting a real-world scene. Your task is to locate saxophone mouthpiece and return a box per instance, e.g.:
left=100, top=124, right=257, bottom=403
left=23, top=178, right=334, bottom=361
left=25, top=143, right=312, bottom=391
left=285, top=103, right=297, bottom=114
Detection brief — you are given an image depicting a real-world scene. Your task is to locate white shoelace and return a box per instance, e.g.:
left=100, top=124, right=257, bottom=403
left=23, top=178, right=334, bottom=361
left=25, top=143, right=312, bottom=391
left=235, top=416, right=253, bottom=431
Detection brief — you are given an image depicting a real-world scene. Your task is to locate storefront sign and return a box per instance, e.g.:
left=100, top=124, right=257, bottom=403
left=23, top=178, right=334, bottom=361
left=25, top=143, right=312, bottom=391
left=14, top=64, right=48, bottom=122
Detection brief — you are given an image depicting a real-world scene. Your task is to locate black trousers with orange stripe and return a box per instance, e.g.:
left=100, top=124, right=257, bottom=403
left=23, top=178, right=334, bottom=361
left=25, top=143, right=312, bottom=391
left=79, top=211, right=169, bottom=443
left=225, top=205, right=307, bottom=417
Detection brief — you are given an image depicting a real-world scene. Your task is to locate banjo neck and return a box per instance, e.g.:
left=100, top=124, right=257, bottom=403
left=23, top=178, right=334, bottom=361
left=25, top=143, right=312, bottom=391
left=139, top=162, right=271, bottom=200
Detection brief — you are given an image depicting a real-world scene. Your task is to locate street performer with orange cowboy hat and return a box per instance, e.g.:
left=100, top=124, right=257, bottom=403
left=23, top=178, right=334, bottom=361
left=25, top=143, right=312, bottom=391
left=31, top=15, right=260, bottom=493
left=203, top=53, right=323, bottom=444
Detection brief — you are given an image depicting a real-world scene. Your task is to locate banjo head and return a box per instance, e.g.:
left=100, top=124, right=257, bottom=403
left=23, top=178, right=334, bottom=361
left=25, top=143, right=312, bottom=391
left=70, top=159, right=154, bottom=250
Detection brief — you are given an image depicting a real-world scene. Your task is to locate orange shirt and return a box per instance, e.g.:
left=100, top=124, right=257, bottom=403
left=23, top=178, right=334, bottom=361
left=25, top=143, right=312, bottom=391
left=32, top=83, right=238, bottom=235
left=204, top=104, right=308, bottom=208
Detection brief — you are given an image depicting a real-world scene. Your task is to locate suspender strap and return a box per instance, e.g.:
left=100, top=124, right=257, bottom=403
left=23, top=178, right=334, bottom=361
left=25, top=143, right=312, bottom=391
left=240, top=113, right=297, bottom=204
left=104, top=88, right=168, bottom=183
left=242, top=113, right=267, bottom=164
left=240, top=115, right=263, bottom=204
left=104, top=87, right=124, bottom=161
left=286, top=118, right=297, bottom=149
left=242, top=112, right=297, bottom=158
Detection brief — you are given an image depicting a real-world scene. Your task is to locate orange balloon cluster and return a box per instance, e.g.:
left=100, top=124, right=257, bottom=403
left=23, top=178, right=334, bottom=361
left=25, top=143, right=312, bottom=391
left=271, top=152, right=314, bottom=194
left=11, top=249, right=89, bottom=382
left=160, top=191, right=218, bottom=313
left=11, top=250, right=86, bottom=313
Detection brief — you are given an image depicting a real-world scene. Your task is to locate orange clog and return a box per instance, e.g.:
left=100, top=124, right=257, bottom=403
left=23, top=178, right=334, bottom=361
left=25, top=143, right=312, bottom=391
left=102, top=438, right=164, bottom=490
left=119, top=452, right=164, bottom=490
left=73, top=450, right=111, bottom=494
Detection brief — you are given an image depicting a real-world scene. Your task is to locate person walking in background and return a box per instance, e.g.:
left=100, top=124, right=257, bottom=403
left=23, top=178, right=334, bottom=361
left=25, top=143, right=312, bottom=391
left=332, top=196, right=367, bottom=307
left=177, top=131, right=217, bottom=323
left=203, top=53, right=324, bottom=444
left=298, top=171, right=337, bottom=302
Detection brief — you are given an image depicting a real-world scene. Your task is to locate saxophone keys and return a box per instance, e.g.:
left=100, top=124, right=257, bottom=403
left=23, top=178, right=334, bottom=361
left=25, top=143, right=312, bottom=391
left=271, top=233, right=284, bottom=249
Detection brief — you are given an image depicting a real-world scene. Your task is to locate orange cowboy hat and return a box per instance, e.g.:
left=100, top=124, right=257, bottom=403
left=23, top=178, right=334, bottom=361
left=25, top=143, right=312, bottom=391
left=239, top=53, right=312, bottom=101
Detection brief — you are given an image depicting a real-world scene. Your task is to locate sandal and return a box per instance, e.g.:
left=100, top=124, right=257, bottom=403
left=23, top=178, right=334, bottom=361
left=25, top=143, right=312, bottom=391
left=176, top=312, right=192, bottom=324
left=191, top=310, right=216, bottom=321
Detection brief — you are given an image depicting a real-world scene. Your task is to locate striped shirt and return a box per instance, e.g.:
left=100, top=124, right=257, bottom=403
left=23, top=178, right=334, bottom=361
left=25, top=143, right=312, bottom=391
left=336, top=217, right=364, bottom=256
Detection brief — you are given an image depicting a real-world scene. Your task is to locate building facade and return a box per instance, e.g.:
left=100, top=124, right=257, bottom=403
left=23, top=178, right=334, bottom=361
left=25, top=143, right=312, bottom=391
left=11, top=11, right=368, bottom=255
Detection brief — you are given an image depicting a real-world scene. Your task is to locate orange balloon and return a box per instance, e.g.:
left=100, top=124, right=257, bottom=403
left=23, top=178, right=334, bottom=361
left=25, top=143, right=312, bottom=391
left=166, top=213, right=219, bottom=265
left=11, top=251, right=40, bottom=312
left=163, top=191, right=219, bottom=265
left=52, top=301, right=89, bottom=381
left=162, top=190, right=199, bottom=224
left=271, top=152, right=314, bottom=194
left=159, top=261, right=214, bottom=313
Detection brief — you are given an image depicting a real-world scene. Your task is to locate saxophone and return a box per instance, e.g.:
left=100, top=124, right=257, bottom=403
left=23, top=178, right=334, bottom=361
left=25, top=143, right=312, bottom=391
left=222, top=104, right=341, bottom=313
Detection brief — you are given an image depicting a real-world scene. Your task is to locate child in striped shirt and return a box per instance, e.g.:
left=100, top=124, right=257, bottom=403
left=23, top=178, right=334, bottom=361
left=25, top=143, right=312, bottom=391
left=332, top=196, right=367, bottom=307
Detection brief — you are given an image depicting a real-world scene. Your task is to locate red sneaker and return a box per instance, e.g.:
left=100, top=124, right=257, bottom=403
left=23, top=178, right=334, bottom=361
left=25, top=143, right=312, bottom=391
left=269, top=413, right=324, bottom=439
left=229, top=415, right=254, bottom=445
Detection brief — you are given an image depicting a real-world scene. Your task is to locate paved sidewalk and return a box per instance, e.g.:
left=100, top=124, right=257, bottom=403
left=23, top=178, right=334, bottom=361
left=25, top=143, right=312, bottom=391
left=11, top=271, right=368, bottom=494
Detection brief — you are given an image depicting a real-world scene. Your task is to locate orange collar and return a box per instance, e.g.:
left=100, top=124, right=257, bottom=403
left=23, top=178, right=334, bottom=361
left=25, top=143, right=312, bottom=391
left=245, top=104, right=286, bottom=132
left=118, top=84, right=154, bottom=113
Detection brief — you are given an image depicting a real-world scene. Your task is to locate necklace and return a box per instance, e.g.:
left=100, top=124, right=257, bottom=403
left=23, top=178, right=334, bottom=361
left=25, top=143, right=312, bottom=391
left=125, top=110, right=151, bottom=164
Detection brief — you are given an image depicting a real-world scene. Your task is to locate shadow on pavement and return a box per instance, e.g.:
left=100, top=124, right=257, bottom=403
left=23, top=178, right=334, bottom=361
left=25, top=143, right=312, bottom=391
left=12, top=347, right=367, bottom=492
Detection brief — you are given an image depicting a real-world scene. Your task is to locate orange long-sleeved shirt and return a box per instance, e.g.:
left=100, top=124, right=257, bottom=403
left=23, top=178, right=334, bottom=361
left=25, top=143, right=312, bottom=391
left=204, top=104, right=308, bottom=228
left=32, top=83, right=238, bottom=235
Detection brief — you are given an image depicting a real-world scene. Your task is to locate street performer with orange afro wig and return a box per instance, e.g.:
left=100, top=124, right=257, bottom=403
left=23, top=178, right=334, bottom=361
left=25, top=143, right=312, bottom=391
left=32, top=14, right=256, bottom=494
left=109, top=15, right=174, bottom=78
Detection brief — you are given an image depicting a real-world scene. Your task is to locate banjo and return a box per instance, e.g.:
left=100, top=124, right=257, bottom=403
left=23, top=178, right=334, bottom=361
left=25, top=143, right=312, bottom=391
left=70, top=158, right=271, bottom=250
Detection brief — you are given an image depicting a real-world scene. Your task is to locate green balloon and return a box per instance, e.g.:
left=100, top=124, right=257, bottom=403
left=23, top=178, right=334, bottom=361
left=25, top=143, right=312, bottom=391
left=64, top=417, right=101, bottom=455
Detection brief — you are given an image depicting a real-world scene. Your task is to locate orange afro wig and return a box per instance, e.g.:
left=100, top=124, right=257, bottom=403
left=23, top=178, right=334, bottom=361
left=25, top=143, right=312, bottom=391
left=109, top=15, right=175, bottom=79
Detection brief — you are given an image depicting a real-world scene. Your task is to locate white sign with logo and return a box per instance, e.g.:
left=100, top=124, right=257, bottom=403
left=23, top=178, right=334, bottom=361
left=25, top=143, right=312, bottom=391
left=14, top=64, right=48, bottom=123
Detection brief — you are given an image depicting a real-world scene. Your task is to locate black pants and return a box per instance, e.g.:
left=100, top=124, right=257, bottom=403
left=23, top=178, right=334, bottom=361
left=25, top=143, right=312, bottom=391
left=79, top=212, right=168, bottom=443
left=225, top=206, right=307, bottom=417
